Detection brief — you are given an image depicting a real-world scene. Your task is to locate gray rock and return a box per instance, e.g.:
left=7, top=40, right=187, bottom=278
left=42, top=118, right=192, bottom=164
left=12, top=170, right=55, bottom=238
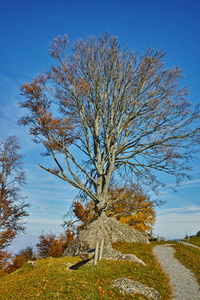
left=102, top=248, right=147, bottom=266
left=113, top=277, right=161, bottom=300
left=63, top=217, right=149, bottom=257
left=64, top=237, right=80, bottom=256
left=27, top=260, right=36, bottom=267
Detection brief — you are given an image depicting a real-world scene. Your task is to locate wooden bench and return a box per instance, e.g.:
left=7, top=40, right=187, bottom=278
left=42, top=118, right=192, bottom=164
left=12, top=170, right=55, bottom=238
left=79, top=238, right=104, bottom=265
left=79, top=249, right=95, bottom=260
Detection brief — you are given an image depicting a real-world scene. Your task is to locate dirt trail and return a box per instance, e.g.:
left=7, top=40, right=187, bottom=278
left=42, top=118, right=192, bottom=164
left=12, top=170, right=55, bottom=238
left=153, top=244, right=200, bottom=300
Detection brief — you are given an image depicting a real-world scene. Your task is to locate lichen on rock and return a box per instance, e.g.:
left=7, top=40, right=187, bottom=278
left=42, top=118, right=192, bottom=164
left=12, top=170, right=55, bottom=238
left=113, top=277, right=161, bottom=300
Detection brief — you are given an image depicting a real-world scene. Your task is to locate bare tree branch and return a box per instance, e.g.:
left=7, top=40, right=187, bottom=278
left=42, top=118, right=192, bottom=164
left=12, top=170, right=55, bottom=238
left=18, top=32, right=200, bottom=216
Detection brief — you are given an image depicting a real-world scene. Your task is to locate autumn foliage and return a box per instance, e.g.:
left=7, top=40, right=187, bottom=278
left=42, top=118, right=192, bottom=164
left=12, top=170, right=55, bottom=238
left=36, top=230, right=74, bottom=258
left=72, top=201, right=94, bottom=231
left=106, top=184, right=157, bottom=232
left=0, top=136, right=29, bottom=269
left=2, top=230, right=74, bottom=275
left=6, top=246, right=35, bottom=273
left=71, top=183, right=159, bottom=233
left=19, top=78, right=75, bottom=155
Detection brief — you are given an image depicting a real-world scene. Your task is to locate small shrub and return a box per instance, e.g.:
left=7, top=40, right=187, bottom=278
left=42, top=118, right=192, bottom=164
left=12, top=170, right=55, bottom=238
left=6, top=245, right=35, bottom=273
left=36, top=230, right=74, bottom=258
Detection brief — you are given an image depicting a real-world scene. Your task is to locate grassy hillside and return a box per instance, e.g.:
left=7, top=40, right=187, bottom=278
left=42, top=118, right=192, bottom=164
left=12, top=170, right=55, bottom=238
left=188, top=236, right=200, bottom=248
left=0, top=242, right=171, bottom=300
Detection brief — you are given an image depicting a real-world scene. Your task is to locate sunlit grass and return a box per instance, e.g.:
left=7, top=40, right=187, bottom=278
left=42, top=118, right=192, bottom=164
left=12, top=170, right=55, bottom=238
left=187, top=236, right=200, bottom=248
left=150, top=240, right=177, bottom=246
left=0, top=242, right=172, bottom=299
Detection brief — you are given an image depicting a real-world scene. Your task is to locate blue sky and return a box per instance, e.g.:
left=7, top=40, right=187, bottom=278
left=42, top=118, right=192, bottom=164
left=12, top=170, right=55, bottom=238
left=0, top=0, right=200, bottom=252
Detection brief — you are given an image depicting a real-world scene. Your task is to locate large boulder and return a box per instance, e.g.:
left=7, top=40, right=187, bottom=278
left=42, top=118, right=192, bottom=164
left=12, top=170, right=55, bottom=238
left=113, top=277, right=161, bottom=300
left=63, top=217, right=149, bottom=257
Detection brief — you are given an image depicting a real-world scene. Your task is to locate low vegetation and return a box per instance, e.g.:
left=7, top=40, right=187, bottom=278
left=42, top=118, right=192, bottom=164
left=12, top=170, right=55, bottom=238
left=0, top=242, right=171, bottom=300
left=187, top=236, right=200, bottom=248
left=2, top=237, right=199, bottom=299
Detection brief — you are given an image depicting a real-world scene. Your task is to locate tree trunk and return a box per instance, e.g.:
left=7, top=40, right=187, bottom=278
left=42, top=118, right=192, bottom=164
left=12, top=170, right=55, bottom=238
left=95, top=200, right=107, bottom=218
left=98, top=210, right=107, bottom=219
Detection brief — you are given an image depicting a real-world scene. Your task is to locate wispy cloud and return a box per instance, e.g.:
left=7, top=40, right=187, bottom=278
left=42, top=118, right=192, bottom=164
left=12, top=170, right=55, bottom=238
left=158, top=178, right=200, bottom=195
left=27, top=217, right=63, bottom=225
left=176, top=179, right=200, bottom=190
left=157, top=205, right=200, bottom=215
left=154, top=208, right=200, bottom=240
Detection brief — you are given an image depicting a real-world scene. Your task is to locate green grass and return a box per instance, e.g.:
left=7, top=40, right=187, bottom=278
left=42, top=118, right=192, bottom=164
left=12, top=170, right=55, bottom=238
left=149, top=240, right=177, bottom=246
left=0, top=242, right=172, bottom=300
left=187, top=236, right=200, bottom=248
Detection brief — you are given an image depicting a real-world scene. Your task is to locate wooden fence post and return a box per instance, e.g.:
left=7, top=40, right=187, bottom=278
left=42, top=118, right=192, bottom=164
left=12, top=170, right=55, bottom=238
left=99, top=238, right=104, bottom=261
left=94, top=240, right=99, bottom=266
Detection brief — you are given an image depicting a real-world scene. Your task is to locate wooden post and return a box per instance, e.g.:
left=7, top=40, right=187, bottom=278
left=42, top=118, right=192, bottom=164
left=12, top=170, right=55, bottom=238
left=99, top=238, right=104, bottom=261
left=94, top=240, right=99, bottom=266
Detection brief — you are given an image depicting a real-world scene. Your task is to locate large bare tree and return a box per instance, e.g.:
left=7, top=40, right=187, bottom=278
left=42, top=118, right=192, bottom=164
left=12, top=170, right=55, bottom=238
left=19, top=33, right=200, bottom=218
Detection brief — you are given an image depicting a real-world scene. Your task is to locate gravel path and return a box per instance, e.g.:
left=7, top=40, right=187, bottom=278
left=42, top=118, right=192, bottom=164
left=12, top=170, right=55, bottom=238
left=153, top=244, right=200, bottom=300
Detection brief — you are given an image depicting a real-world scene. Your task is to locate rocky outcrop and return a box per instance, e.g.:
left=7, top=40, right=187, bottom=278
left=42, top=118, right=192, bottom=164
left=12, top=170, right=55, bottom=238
left=102, top=248, right=147, bottom=266
left=63, top=217, right=149, bottom=257
left=113, top=277, right=161, bottom=300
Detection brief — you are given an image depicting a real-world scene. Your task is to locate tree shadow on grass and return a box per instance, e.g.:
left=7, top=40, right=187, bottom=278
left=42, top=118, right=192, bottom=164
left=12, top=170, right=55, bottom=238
left=69, top=259, right=92, bottom=270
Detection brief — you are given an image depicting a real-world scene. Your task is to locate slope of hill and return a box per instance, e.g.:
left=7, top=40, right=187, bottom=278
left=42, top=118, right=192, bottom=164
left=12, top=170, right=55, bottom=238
left=0, top=242, right=171, bottom=300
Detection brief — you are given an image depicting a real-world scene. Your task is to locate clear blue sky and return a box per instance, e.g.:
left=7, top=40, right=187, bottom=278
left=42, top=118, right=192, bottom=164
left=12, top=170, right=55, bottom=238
left=0, top=0, right=200, bottom=252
